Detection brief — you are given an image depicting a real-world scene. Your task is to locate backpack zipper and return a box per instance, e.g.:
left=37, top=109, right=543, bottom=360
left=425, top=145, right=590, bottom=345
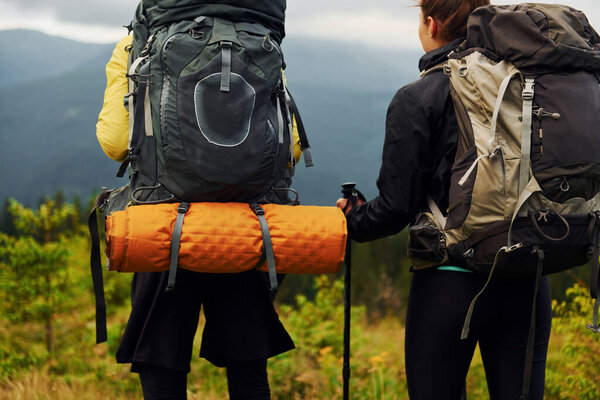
left=498, top=147, right=506, bottom=198
left=160, top=76, right=170, bottom=139
left=160, top=32, right=186, bottom=143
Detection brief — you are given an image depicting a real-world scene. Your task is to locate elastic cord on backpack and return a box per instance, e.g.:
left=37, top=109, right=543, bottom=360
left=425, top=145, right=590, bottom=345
left=529, top=210, right=570, bottom=242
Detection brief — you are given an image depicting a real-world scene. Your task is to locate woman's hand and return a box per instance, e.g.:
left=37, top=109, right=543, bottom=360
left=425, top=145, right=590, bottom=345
left=336, top=198, right=365, bottom=215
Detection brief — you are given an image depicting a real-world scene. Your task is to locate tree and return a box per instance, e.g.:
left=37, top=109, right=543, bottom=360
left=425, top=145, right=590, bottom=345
left=0, top=199, right=76, bottom=355
left=72, top=193, right=84, bottom=226
left=1, top=199, right=16, bottom=235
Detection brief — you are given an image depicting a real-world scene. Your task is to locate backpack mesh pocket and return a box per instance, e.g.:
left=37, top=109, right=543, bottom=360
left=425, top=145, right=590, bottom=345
left=194, top=72, right=255, bottom=147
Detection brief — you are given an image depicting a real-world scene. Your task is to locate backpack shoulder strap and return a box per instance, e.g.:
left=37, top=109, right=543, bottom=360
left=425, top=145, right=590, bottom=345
left=420, top=62, right=449, bottom=78
left=427, top=196, right=447, bottom=230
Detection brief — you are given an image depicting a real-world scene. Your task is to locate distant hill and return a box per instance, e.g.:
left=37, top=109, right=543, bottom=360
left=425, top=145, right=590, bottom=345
left=0, top=29, right=113, bottom=88
left=0, top=29, right=422, bottom=207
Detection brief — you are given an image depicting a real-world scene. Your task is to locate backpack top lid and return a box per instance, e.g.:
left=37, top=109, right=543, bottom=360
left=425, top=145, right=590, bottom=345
left=135, top=0, right=286, bottom=42
left=456, top=3, right=600, bottom=73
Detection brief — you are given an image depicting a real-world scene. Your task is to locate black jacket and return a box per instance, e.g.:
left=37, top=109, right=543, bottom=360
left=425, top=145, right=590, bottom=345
left=347, top=39, right=463, bottom=242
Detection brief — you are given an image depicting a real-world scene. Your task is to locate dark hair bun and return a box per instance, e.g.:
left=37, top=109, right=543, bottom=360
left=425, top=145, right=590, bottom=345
left=420, top=0, right=490, bottom=41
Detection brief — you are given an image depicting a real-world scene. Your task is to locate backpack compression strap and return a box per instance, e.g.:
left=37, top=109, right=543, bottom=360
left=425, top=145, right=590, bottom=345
left=165, top=202, right=190, bottom=292
left=587, top=212, right=600, bottom=333
left=117, top=61, right=152, bottom=178
left=88, top=207, right=108, bottom=344
left=520, top=246, right=544, bottom=400
left=520, top=79, right=535, bottom=196
left=286, top=89, right=313, bottom=168
left=251, top=204, right=278, bottom=292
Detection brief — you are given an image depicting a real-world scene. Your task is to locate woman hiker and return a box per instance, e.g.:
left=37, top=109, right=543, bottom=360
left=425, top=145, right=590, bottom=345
left=338, top=1, right=552, bottom=398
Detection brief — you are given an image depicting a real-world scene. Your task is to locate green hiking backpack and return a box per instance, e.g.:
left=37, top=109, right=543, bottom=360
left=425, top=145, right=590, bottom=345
left=119, top=1, right=312, bottom=205
left=89, top=1, right=313, bottom=344
left=408, top=4, right=600, bottom=398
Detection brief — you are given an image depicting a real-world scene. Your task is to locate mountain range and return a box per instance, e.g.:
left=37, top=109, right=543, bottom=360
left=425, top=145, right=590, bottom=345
left=0, top=29, right=422, bottom=207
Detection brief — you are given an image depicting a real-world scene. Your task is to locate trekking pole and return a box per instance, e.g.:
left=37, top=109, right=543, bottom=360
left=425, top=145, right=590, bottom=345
left=340, top=182, right=359, bottom=400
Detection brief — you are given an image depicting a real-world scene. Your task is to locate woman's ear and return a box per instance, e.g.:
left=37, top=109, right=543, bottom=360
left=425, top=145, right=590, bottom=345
left=427, top=16, right=439, bottom=39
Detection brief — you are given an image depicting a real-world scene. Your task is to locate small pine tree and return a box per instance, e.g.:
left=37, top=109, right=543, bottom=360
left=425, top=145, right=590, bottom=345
left=53, top=189, right=66, bottom=207
left=0, top=199, right=76, bottom=355
left=72, top=194, right=84, bottom=226
left=1, top=199, right=16, bottom=236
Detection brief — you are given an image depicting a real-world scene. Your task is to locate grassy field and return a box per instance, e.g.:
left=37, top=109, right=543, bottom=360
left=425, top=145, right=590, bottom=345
left=1, top=275, right=599, bottom=399
left=1, top=209, right=599, bottom=399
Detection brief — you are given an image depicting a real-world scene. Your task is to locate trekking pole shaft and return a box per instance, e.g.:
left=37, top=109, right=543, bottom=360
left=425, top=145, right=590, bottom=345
left=341, top=182, right=356, bottom=400
left=343, top=238, right=351, bottom=400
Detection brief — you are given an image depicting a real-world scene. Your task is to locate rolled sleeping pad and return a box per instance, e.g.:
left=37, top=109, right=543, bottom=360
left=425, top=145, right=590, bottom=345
left=105, top=202, right=347, bottom=274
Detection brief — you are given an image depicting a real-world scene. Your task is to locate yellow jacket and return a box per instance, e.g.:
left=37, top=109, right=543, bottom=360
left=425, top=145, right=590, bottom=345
left=96, top=35, right=132, bottom=162
left=96, top=35, right=302, bottom=164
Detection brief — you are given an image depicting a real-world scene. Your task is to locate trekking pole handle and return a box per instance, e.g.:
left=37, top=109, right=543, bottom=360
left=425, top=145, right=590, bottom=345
left=341, top=182, right=358, bottom=212
left=341, top=182, right=356, bottom=198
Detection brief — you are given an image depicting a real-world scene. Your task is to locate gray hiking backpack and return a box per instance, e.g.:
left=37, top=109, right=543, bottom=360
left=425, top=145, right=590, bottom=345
left=118, top=0, right=312, bottom=205
left=408, top=4, right=600, bottom=398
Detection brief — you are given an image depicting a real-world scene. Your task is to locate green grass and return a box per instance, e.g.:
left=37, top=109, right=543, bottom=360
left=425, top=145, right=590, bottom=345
left=1, top=236, right=599, bottom=399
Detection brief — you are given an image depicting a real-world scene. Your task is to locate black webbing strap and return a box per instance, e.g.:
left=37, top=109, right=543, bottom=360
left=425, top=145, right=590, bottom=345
left=220, top=41, right=232, bottom=92
left=588, top=299, right=600, bottom=333
left=286, top=90, right=313, bottom=168
left=251, top=204, right=278, bottom=292
left=460, top=246, right=505, bottom=340
left=520, top=247, right=544, bottom=400
left=88, top=207, right=107, bottom=343
left=589, top=215, right=600, bottom=299
left=117, top=62, right=150, bottom=178
left=166, top=202, right=190, bottom=292
left=587, top=213, right=600, bottom=333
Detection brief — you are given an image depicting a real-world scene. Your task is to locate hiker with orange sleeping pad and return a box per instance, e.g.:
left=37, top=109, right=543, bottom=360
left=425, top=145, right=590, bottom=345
left=93, top=1, right=335, bottom=399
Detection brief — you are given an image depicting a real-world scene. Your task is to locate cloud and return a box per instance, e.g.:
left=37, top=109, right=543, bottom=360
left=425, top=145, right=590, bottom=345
left=0, top=0, right=598, bottom=47
left=0, top=0, right=137, bottom=26
left=286, top=9, right=419, bottom=49
left=0, top=1, right=131, bottom=43
left=0, top=0, right=421, bottom=47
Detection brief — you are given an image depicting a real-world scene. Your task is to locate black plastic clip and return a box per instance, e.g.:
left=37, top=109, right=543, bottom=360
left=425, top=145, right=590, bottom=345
left=253, top=205, right=265, bottom=216
left=178, top=203, right=190, bottom=214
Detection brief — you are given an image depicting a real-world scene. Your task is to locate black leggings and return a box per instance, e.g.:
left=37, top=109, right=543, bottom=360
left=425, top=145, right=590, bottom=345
left=405, top=269, right=552, bottom=400
left=137, top=359, right=270, bottom=400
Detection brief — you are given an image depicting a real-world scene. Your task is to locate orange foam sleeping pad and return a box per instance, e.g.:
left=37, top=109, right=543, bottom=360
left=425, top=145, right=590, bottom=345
left=105, top=202, right=347, bottom=274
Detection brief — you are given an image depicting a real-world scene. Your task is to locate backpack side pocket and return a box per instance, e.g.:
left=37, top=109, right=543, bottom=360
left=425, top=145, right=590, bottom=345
left=408, top=212, right=449, bottom=270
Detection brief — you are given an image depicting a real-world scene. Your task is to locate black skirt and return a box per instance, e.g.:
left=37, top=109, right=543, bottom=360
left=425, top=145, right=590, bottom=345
left=116, top=268, right=294, bottom=372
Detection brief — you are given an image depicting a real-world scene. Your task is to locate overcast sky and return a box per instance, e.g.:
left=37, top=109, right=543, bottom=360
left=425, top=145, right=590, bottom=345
left=0, top=1, right=599, bottom=49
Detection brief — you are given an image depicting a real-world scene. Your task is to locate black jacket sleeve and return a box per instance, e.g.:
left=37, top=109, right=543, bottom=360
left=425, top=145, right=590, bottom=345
left=346, top=84, right=434, bottom=242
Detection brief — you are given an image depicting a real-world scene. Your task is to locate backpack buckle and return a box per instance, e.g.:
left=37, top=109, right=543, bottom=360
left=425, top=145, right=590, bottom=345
left=251, top=204, right=265, bottom=216
left=522, top=79, right=535, bottom=100
left=505, top=242, right=523, bottom=253
left=586, top=324, right=600, bottom=333
left=177, top=202, right=190, bottom=214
